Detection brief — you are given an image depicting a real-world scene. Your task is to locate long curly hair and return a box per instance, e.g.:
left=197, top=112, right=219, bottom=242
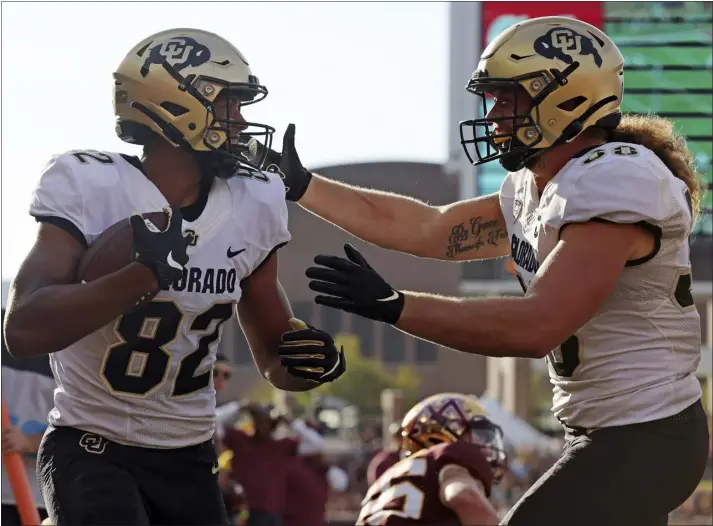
left=607, top=114, right=705, bottom=226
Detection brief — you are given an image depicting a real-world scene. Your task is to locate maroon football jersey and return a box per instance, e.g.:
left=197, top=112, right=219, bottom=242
left=367, top=450, right=401, bottom=486
left=356, top=441, right=493, bottom=525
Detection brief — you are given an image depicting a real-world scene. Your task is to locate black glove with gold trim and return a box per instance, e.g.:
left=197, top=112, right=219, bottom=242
left=278, top=319, right=345, bottom=383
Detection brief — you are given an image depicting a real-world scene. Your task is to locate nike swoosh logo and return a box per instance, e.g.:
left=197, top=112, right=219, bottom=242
left=211, top=463, right=220, bottom=474
left=166, top=251, right=182, bottom=271
left=319, top=353, right=340, bottom=379
left=227, top=247, right=246, bottom=258
left=377, top=290, right=400, bottom=302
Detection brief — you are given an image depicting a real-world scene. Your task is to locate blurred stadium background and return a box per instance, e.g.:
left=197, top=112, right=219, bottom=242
left=1, top=1, right=711, bottom=524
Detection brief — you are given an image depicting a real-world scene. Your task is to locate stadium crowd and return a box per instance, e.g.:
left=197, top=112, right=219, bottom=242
left=208, top=395, right=713, bottom=526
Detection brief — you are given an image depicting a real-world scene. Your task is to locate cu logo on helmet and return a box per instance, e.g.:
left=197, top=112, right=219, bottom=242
left=140, top=36, right=211, bottom=77
left=551, top=29, right=582, bottom=54
left=160, top=39, right=198, bottom=64
left=534, top=27, right=603, bottom=68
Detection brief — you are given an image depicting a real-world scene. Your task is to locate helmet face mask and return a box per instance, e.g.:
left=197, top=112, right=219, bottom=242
left=460, top=74, right=546, bottom=172
left=459, top=17, right=625, bottom=172
left=196, top=79, right=274, bottom=175
left=468, top=416, right=507, bottom=482
left=114, top=28, right=275, bottom=178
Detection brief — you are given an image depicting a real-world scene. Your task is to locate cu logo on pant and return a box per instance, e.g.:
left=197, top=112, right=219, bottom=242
left=79, top=433, right=108, bottom=455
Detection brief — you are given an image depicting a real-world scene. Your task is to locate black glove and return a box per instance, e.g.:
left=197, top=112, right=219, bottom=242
left=306, top=244, right=405, bottom=325
left=243, top=124, right=312, bottom=202
left=278, top=318, right=345, bottom=383
left=130, top=206, right=190, bottom=290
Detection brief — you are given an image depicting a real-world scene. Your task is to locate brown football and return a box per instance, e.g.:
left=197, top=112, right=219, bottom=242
left=76, top=212, right=169, bottom=295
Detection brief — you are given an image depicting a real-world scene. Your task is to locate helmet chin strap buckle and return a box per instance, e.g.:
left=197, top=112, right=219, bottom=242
left=552, top=61, right=580, bottom=86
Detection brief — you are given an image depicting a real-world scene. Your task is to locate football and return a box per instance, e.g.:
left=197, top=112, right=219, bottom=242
left=76, top=212, right=169, bottom=291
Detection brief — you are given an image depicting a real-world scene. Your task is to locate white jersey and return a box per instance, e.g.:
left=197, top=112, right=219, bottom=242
left=29, top=150, right=290, bottom=448
left=499, top=142, right=701, bottom=429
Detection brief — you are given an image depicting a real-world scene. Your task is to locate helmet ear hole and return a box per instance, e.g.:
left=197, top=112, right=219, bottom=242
left=557, top=96, right=588, bottom=112
left=160, top=102, right=190, bottom=117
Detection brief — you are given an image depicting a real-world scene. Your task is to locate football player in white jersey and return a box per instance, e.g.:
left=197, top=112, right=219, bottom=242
left=252, top=16, right=709, bottom=526
left=3, top=28, right=345, bottom=525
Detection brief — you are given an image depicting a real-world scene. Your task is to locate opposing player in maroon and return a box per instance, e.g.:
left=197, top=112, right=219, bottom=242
left=357, top=393, right=506, bottom=525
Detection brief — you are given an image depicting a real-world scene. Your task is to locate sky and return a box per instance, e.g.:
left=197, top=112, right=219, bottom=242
left=0, top=2, right=450, bottom=279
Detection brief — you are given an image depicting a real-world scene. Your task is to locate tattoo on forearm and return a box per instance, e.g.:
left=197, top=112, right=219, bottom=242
left=446, top=223, right=483, bottom=258
left=445, top=216, right=507, bottom=258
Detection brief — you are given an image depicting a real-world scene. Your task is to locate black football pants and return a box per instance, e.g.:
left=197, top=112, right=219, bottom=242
left=36, top=425, right=229, bottom=526
left=501, top=400, right=710, bottom=526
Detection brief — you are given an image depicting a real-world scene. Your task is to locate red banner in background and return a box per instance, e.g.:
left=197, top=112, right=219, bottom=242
left=481, top=2, right=604, bottom=48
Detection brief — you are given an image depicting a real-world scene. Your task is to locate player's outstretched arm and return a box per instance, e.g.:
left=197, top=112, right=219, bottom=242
left=4, top=223, right=159, bottom=358
left=257, top=124, right=510, bottom=262
left=395, top=220, right=646, bottom=357
left=308, top=218, right=645, bottom=358
left=301, top=178, right=510, bottom=262
left=438, top=465, right=500, bottom=526
left=237, top=252, right=331, bottom=392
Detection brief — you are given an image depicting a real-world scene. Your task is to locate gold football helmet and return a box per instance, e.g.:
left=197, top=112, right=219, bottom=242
left=400, top=393, right=506, bottom=480
left=460, top=16, right=624, bottom=171
left=113, top=28, right=274, bottom=177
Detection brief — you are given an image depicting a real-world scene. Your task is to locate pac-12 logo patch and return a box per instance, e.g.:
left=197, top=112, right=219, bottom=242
left=79, top=432, right=108, bottom=455
left=140, top=36, right=211, bottom=78
left=534, top=27, right=603, bottom=68
left=581, top=148, right=607, bottom=165
left=513, top=199, right=523, bottom=220
left=613, top=145, right=639, bottom=157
